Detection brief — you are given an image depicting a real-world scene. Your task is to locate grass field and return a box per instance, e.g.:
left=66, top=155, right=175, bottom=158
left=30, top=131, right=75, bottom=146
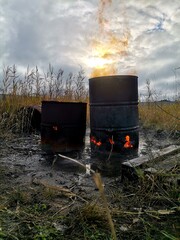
left=0, top=65, right=179, bottom=239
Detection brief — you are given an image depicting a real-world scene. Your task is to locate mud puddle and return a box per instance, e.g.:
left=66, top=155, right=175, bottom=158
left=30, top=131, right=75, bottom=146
left=0, top=127, right=179, bottom=191
left=0, top=127, right=179, bottom=240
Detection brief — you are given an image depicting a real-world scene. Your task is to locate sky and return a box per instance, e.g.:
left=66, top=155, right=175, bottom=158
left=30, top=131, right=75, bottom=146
left=0, top=0, right=180, bottom=100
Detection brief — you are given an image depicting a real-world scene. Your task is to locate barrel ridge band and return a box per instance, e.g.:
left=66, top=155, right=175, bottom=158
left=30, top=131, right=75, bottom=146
left=89, top=101, right=139, bottom=106
left=91, top=126, right=139, bottom=131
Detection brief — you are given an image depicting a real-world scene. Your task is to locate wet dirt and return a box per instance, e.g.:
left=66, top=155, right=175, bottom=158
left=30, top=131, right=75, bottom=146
left=0, top=127, right=179, bottom=191
left=0, top=127, right=179, bottom=240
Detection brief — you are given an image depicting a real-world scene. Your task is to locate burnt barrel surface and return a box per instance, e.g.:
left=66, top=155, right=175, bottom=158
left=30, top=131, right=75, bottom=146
left=41, top=101, right=87, bottom=153
left=89, top=75, right=139, bottom=153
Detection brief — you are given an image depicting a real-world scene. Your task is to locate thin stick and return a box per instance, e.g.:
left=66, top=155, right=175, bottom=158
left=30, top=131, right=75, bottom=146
left=107, top=135, right=114, bottom=161
left=58, top=153, right=95, bottom=174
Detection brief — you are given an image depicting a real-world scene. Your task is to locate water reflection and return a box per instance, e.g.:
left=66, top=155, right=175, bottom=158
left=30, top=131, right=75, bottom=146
left=42, top=128, right=141, bottom=177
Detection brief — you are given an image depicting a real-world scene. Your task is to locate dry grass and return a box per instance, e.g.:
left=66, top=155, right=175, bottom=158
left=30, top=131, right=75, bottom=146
left=139, top=102, right=180, bottom=131
left=0, top=161, right=179, bottom=239
left=0, top=65, right=179, bottom=239
left=0, top=65, right=88, bottom=137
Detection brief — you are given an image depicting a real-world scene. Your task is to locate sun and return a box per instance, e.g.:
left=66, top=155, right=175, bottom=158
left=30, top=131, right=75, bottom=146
left=87, top=56, right=113, bottom=69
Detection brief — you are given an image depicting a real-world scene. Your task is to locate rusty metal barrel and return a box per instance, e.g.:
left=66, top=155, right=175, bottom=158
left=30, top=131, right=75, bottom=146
left=17, top=105, right=41, bottom=132
left=89, top=75, right=139, bottom=154
left=41, top=101, right=87, bottom=153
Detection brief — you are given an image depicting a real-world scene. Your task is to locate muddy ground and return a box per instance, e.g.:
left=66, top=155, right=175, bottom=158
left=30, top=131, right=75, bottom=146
left=0, top=127, right=179, bottom=187
left=0, top=127, right=179, bottom=239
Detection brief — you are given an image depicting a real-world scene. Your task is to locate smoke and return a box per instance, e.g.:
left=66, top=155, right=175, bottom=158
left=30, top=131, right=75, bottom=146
left=98, top=0, right=112, bottom=33
left=90, top=0, right=130, bottom=77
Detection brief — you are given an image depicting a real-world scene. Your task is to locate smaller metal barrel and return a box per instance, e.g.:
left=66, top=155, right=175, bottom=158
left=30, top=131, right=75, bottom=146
left=41, top=101, right=87, bottom=153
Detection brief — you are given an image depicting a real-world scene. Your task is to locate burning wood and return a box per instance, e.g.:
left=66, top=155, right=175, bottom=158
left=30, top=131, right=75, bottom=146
left=109, top=138, right=115, bottom=145
left=90, top=136, right=102, bottom=147
left=124, top=135, right=133, bottom=148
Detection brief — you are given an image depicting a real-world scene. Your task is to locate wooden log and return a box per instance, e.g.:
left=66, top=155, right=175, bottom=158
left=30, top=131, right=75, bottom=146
left=121, top=145, right=180, bottom=181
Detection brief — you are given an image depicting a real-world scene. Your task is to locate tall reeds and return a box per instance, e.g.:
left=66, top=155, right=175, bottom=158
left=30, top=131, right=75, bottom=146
left=0, top=65, right=179, bottom=136
left=139, top=79, right=180, bottom=132
left=0, top=64, right=88, bottom=136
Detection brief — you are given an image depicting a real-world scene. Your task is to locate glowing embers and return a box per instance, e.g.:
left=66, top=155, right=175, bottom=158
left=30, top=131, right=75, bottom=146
left=109, top=138, right=115, bottom=145
left=90, top=133, right=135, bottom=152
left=124, top=135, right=133, bottom=148
left=90, top=136, right=102, bottom=147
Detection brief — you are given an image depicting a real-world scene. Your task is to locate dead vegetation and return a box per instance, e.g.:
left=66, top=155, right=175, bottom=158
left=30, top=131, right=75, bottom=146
left=0, top=155, right=179, bottom=239
left=0, top=64, right=88, bottom=137
left=0, top=65, right=180, bottom=239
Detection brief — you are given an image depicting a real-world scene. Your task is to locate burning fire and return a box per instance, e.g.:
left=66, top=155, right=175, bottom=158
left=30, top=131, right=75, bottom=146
left=90, top=136, right=102, bottom=146
left=89, top=0, right=130, bottom=78
left=91, top=135, right=133, bottom=149
left=124, top=135, right=133, bottom=148
left=109, top=138, right=114, bottom=145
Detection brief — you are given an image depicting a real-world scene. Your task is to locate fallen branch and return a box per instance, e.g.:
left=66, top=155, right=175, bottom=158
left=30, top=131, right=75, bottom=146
left=58, top=153, right=95, bottom=174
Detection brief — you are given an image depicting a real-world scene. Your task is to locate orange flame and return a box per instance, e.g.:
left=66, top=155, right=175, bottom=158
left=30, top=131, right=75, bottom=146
left=109, top=138, right=115, bottom=145
left=96, top=141, right=102, bottom=146
left=89, top=0, right=130, bottom=77
left=90, top=136, right=102, bottom=147
left=124, top=135, right=133, bottom=148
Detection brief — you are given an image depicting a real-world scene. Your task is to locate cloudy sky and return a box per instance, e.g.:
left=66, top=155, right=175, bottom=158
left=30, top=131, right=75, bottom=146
left=0, top=0, right=180, bottom=99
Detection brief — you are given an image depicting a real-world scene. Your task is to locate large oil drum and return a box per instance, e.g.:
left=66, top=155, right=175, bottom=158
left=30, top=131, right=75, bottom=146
left=89, top=75, right=139, bottom=154
left=41, top=101, right=87, bottom=153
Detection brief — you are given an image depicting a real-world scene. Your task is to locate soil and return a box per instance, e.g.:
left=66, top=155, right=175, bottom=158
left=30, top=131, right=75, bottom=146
left=0, top=127, right=179, bottom=186
left=0, top=126, right=179, bottom=239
